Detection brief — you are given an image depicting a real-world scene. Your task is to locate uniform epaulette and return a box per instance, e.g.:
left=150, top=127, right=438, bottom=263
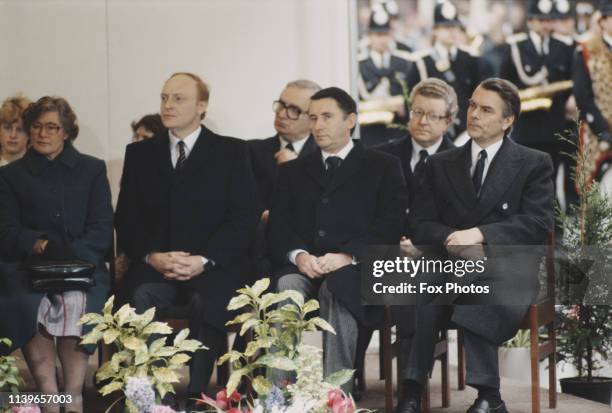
left=457, top=44, right=480, bottom=57
left=407, top=48, right=432, bottom=62
left=390, top=49, right=413, bottom=61
left=552, top=32, right=574, bottom=46
left=506, top=32, right=528, bottom=44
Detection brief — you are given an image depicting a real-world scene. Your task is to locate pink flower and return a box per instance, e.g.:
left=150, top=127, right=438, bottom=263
left=150, top=406, right=176, bottom=413
left=327, top=388, right=355, bottom=413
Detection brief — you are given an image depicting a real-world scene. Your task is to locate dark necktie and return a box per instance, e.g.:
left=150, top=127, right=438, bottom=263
left=285, top=142, right=295, bottom=153
left=325, top=156, right=342, bottom=178
left=413, top=149, right=429, bottom=177
left=472, top=149, right=487, bottom=197
left=176, top=141, right=186, bottom=170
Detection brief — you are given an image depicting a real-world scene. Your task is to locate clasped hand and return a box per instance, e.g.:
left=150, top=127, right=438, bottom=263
left=295, top=252, right=353, bottom=279
left=148, top=251, right=205, bottom=281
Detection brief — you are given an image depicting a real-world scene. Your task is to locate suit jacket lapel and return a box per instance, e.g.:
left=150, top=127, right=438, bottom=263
left=304, top=149, right=326, bottom=188
left=400, top=138, right=414, bottom=183
left=325, top=141, right=366, bottom=195
left=475, top=138, right=523, bottom=214
left=174, top=126, right=215, bottom=181
left=444, top=142, right=477, bottom=208
left=157, top=134, right=173, bottom=177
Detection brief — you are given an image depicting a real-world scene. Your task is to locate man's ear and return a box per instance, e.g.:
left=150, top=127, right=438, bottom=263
left=197, top=100, right=208, bottom=117
left=347, top=112, right=357, bottom=129
left=502, top=115, right=514, bottom=132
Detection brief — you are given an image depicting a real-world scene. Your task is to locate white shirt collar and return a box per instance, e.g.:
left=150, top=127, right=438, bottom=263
left=410, top=137, right=443, bottom=171
left=434, top=43, right=457, bottom=60
left=470, top=138, right=504, bottom=178
left=169, top=125, right=201, bottom=166
left=370, top=49, right=391, bottom=69
left=321, top=139, right=354, bottom=163
left=279, top=135, right=309, bottom=155
left=529, top=30, right=549, bottom=55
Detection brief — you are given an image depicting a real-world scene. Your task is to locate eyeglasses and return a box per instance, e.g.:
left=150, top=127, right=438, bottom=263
left=31, top=122, right=63, bottom=136
left=409, top=109, right=448, bottom=123
left=273, top=100, right=305, bottom=120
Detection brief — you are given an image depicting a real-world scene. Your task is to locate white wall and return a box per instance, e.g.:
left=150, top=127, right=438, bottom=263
left=0, top=0, right=353, bottom=203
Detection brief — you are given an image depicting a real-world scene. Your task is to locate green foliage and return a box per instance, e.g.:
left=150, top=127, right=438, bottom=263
left=219, top=278, right=352, bottom=396
left=502, top=330, right=531, bottom=348
left=0, top=338, right=22, bottom=393
left=79, top=296, right=206, bottom=403
left=555, top=124, right=612, bottom=380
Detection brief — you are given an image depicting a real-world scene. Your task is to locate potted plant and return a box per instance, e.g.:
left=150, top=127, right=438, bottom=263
left=498, top=331, right=532, bottom=382
left=197, top=277, right=374, bottom=412
left=555, top=128, right=612, bottom=404
left=79, top=296, right=206, bottom=412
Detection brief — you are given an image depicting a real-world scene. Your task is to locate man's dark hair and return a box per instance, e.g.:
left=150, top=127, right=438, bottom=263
left=131, top=113, right=165, bottom=136
left=478, top=78, right=521, bottom=126
left=23, top=96, right=79, bottom=141
left=310, top=87, right=357, bottom=116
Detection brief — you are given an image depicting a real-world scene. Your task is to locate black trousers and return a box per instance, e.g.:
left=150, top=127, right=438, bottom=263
left=402, top=305, right=501, bottom=389
left=129, top=272, right=226, bottom=395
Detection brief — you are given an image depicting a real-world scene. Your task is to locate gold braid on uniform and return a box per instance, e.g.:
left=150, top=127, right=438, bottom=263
left=580, top=35, right=612, bottom=187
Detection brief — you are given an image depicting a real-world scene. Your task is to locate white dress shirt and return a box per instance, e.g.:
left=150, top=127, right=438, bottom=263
left=169, top=126, right=201, bottom=168
left=288, top=140, right=355, bottom=265
left=410, top=137, right=443, bottom=172
left=470, top=138, right=504, bottom=184
left=370, top=50, right=391, bottom=69
left=280, top=135, right=309, bottom=155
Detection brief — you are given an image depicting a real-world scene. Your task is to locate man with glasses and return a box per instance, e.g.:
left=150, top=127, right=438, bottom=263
left=249, top=80, right=321, bottom=219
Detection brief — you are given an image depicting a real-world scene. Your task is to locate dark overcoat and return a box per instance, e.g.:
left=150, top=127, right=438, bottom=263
left=267, top=141, right=408, bottom=325
left=114, top=126, right=258, bottom=331
left=409, top=138, right=554, bottom=343
left=0, top=143, right=113, bottom=353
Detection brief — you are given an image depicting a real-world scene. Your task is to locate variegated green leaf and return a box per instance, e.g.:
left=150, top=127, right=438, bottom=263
left=302, top=299, right=319, bottom=314
left=103, top=329, right=120, bottom=344
left=142, top=321, right=172, bottom=336
left=153, top=367, right=180, bottom=383
left=99, top=380, right=123, bottom=396
left=325, top=369, right=354, bottom=387
left=173, top=328, right=190, bottom=345
left=251, top=278, right=270, bottom=297
left=308, top=317, right=336, bottom=334
left=227, top=294, right=251, bottom=311
left=251, top=375, right=272, bottom=395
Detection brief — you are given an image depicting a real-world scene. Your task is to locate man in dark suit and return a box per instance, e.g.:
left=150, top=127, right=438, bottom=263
left=379, top=78, right=456, bottom=209
left=396, top=78, right=554, bottom=413
left=248, top=79, right=321, bottom=218
left=407, top=0, right=482, bottom=140
left=114, top=72, right=258, bottom=408
left=267, top=87, right=407, bottom=391
left=499, top=0, right=574, bottom=172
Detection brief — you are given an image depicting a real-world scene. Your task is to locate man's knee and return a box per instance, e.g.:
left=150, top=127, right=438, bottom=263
left=277, top=273, right=309, bottom=295
left=130, top=283, right=169, bottom=314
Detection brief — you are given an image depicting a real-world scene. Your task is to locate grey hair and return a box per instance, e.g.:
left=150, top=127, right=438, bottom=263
left=285, top=79, right=322, bottom=93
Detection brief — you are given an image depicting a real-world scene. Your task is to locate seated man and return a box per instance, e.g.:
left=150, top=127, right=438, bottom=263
left=397, top=78, right=554, bottom=413
left=267, top=87, right=408, bottom=391
left=114, top=72, right=258, bottom=409
left=249, top=79, right=321, bottom=217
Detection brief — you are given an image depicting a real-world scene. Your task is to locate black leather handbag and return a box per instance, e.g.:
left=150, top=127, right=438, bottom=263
left=27, top=260, right=96, bottom=292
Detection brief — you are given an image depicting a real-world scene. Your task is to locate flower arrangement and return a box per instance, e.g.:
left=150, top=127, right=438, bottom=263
left=196, top=278, right=374, bottom=413
left=79, top=296, right=206, bottom=412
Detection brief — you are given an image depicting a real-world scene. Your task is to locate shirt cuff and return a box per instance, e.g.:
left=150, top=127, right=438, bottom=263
left=288, top=249, right=308, bottom=265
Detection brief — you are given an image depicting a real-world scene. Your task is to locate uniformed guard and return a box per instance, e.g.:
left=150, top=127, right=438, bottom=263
left=572, top=0, right=612, bottom=195
left=358, top=5, right=413, bottom=147
left=499, top=0, right=574, bottom=173
left=406, top=0, right=481, bottom=140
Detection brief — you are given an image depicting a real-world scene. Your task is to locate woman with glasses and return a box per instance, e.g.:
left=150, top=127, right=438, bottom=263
left=0, top=96, right=112, bottom=413
left=0, top=95, right=31, bottom=166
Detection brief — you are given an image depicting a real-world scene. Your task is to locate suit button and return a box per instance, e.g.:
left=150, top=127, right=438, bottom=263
left=318, top=230, right=326, bottom=237
left=55, top=212, right=61, bottom=218
left=321, top=197, right=329, bottom=204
